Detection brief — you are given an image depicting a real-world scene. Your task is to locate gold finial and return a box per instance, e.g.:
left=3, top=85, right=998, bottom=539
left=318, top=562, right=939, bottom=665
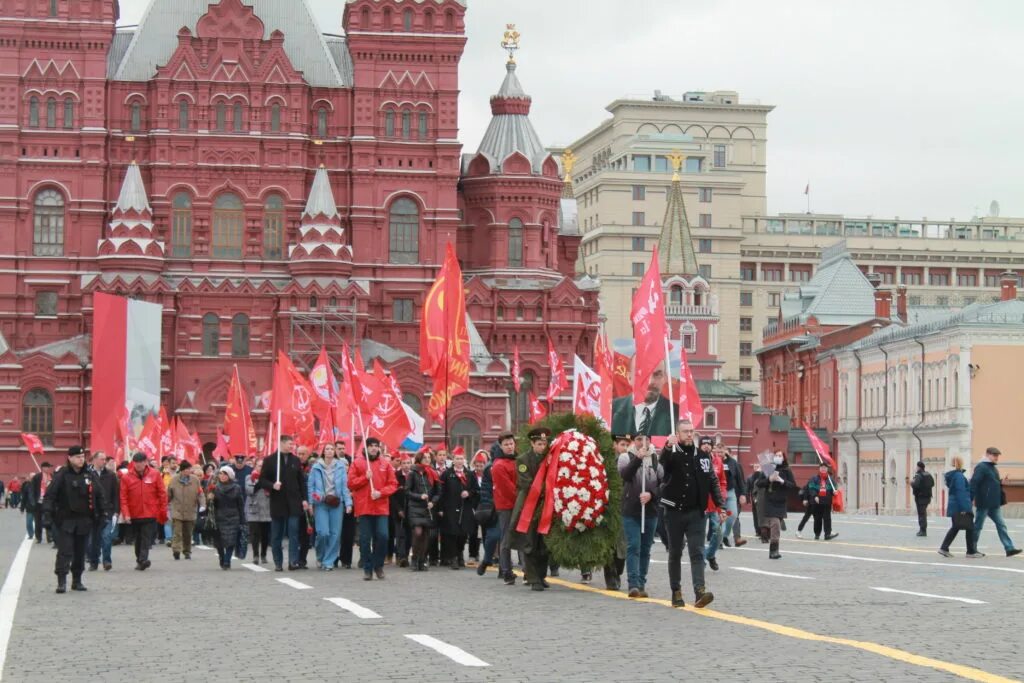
left=501, top=23, right=520, bottom=64
left=562, top=149, right=576, bottom=184
left=667, top=150, right=686, bottom=181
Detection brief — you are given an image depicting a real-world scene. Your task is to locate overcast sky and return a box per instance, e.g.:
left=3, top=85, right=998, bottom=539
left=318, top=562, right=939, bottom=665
left=117, top=0, right=1024, bottom=220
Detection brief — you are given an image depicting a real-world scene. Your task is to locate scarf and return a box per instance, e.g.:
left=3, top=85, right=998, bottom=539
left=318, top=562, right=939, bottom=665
left=419, top=465, right=439, bottom=486
left=454, top=468, right=467, bottom=486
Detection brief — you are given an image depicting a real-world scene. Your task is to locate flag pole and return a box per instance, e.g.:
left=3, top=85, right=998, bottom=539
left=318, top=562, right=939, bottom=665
left=354, top=405, right=376, bottom=497
left=275, top=410, right=282, bottom=485
left=664, top=338, right=676, bottom=429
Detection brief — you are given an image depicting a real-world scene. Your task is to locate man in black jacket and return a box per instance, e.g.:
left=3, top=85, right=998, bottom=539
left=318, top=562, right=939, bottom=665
left=30, top=462, right=54, bottom=544
left=659, top=418, right=724, bottom=609
left=87, top=452, right=119, bottom=571
left=910, top=461, right=934, bottom=537
left=257, top=435, right=309, bottom=571
left=44, top=446, right=105, bottom=593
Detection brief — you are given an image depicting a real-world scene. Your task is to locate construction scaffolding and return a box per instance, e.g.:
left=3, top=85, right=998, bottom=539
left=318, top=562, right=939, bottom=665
left=285, top=303, right=359, bottom=373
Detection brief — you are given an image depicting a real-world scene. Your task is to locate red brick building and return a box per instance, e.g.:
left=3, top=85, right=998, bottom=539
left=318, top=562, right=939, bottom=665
left=0, top=0, right=599, bottom=475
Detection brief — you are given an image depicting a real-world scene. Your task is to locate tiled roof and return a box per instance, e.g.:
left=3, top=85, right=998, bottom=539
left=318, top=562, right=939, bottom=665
left=847, top=299, right=1024, bottom=351
left=115, top=162, right=151, bottom=213
left=657, top=174, right=699, bottom=277
left=303, top=166, right=338, bottom=219
left=475, top=63, right=549, bottom=174
left=696, top=380, right=754, bottom=399
left=111, top=0, right=349, bottom=87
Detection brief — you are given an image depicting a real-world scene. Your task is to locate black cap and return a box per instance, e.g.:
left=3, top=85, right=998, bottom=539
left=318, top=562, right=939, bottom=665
left=131, top=452, right=148, bottom=463
left=365, top=437, right=381, bottom=447
left=67, top=445, right=85, bottom=457
left=698, top=436, right=714, bottom=448
left=612, top=434, right=632, bottom=442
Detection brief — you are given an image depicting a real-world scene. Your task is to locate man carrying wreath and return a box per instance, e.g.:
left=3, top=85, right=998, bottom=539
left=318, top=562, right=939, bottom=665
left=507, top=427, right=553, bottom=592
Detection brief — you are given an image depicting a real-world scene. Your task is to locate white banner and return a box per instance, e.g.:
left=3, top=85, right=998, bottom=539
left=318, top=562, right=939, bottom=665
left=572, top=355, right=606, bottom=427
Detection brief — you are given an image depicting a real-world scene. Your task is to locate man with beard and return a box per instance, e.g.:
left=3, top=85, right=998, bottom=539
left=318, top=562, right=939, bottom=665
left=348, top=437, right=398, bottom=580
left=508, top=427, right=553, bottom=592
left=611, top=361, right=672, bottom=437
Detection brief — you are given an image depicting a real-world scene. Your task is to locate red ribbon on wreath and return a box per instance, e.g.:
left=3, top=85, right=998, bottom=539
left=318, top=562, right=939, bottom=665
left=515, top=433, right=570, bottom=536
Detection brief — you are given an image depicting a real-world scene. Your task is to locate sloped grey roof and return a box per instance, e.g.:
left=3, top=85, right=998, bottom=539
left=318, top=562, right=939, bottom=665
left=658, top=175, right=699, bottom=277
left=359, top=338, right=413, bottom=365
left=115, top=162, right=151, bottom=213
left=847, top=299, right=1024, bottom=351
left=465, top=314, right=495, bottom=371
left=779, top=241, right=875, bottom=326
left=18, top=334, right=91, bottom=364
left=475, top=63, right=549, bottom=174
left=322, top=35, right=354, bottom=85
left=108, top=29, right=134, bottom=77
left=496, top=64, right=527, bottom=98
left=303, top=166, right=338, bottom=219
left=112, top=0, right=348, bottom=87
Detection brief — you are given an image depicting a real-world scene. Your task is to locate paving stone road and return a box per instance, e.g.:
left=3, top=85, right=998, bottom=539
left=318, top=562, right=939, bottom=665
left=1, top=510, right=1022, bottom=682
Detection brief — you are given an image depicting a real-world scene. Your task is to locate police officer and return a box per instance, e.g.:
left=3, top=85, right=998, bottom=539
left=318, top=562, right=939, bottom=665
left=44, top=445, right=105, bottom=593
left=508, top=427, right=553, bottom=592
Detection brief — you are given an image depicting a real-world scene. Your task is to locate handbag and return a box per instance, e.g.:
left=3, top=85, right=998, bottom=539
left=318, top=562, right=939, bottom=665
left=474, top=502, right=495, bottom=525
left=832, top=489, right=845, bottom=513
left=952, top=510, right=973, bottom=531
left=324, top=494, right=341, bottom=508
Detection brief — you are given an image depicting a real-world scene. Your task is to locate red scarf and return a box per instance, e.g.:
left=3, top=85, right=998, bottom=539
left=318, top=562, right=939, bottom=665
left=454, top=468, right=467, bottom=486
left=819, top=475, right=828, bottom=494
left=421, top=465, right=439, bottom=486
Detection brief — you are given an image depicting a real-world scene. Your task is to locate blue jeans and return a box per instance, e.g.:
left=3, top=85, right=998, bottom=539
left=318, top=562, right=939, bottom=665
left=481, top=521, right=501, bottom=566
left=25, top=511, right=34, bottom=539
left=357, top=515, right=389, bottom=573
left=704, top=510, right=723, bottom=561
left=270, top=515, right=301, bottom=568
left=974, top=507, right=1016, bottom=552
left=87, top=516, right=115, bottom=565
left=623, top=514, right=657, bottom=590
left=722, top=490, right=738, bottom=541
left=313, top=504, right=343, bottom=567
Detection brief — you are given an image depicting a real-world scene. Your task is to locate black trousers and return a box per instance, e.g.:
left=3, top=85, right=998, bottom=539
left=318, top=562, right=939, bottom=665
left=797, top=505, right=813, bottom=531
left=522, top=535, right=549, bottom=585
left=811, top=503, right=832, bottom=538
left=444, top=533, right=467, bottom=563
left=940, top=521, right=977, bottom=554
left=298, top=517, right=311, bottom=566
left=249, top=521, right=270, bottom=559
left=916, top=500, right=930, bottom=533
left=132, top=519, right=156, bottom=564
left=340, top=510, right=356, bottom=566
left=664, top=507, right=707, bottom=596
left=55, top=525, right=88, bottom=579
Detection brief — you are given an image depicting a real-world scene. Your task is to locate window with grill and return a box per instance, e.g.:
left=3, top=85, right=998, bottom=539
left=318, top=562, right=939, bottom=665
left=510, top=371, right=535, bottom=428
left=739, top=367, right=752, bottom=382
left=419, top=112, right=428, bottom=139
left=669, top=286, right=683, bottom=306
left=699, top=187, right=712, bottom=202
left=929, top=272, right=950, bottom=287
left=29, top=97, right=39, bottom=127
left=632, top=211, right=645, bottom=226
left=740, top=291, right=753, bottom=306
left=33, top=189, right=64, bottom=256
left=403, top=8, right=414, bottom=30
left=699, top=214, right=712, bottom=228
left=202, top=313, right=220, bottom=356
left=231, top=313, right=249, bottom=358
left=212, top=193, right=244, bottom=259
left=698, top=238, right=712, bottom=253
left=393, top=298, right=414, bottom=322
left=703, top=407, right=718, bottom=428
left=631, top=262, right=645, bottom=277
left=740, top=342, right=752, bottom=357
left=178, top=100, right=189, bottom=130
left=130, top=102, right=141, bottom=131
left=49, top=0, right=57, bottom=16
left=46, top=98, right=57, bottom=128
left=388, top=198, right=419, bottom=264
left=740, top=317, right=752, bottom=331
left=632, top=185, right=646, bottom=200
left=263, top=194, right=284, bottom=259
left=698, top=264, right=712, bottom=279
left=35, top=292, right=57, bottom=317
left=233, top=102, right=244, bottom=132
left=385, top=110, right=395, bottom=137
left=63, top=98, right=73, bottom=129
left=317, top=108, right=328, bottom=138
left=957, top=272, right=977, bottom=287
left=631, top=236, right=645, bottom=251
left=270, top=104, right=281, bottom=132
left=171, top=192, right=192, bottom=258
left=762, top=267, right=783, bottom=282
left=768, top=292, right=780, bottom=307
left=22, top=389, right=53, bottom=445
left=713, top=144, right=726, bottom=167
left=902, top=271, right=922, bottom=285
left=508, top=218, right=524, bottom=267
left=401, top=110, right=411, bottom=139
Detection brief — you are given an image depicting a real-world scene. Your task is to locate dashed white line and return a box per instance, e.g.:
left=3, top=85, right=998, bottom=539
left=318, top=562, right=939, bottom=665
left=276, top=578, right=312, bottom=590
left=0, top=539, right=31, bottom=682
left=736, top=546, right=1024, bottom=574
left=732, top=566, right=814, bottom=580
left=325, top=597, right=382, bottom=619
left=193, top=545, right=213, bottom=551
left=241, top=563, right=270, bottom=573
left=405, top=634, right=489, bottom=667
left=870, top=587, right=986, bottom=605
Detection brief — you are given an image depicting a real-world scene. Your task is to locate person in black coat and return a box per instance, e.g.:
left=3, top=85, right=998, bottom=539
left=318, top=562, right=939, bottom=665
left=30, top=462, right=55, bottom=543
left=391, top=455, right=411, bottom=568
left=257, top=435, right=310, bottom=571
left=212, top=467, right=245, bottom=569
left=755, top=452, right=798, bottom=559
left=43, top=446, right=105, bottom=593
left=405, top=451, right=438, bottom=571
left=434, top=451, right=479, bottom=569
left=87, top=453, right=120, bottom=571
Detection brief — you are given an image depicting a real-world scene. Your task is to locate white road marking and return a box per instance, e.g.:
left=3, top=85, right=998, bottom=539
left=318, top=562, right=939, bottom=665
left=241, top=563, right=269, bottom=573
left=276, top=578, right=312, bottom=590
left=732, top=566, right=814, bottom=580
left=870, top=586, right=986, bottom=605
left=0, top=539, right=32, bottom=682
left=405, top=634, right=489, bottom=667
left=325, top=597, right=382, bottom=619
left=736, top=546, right=1024, bottom=574
left=194, top=545, right=213, bottom=551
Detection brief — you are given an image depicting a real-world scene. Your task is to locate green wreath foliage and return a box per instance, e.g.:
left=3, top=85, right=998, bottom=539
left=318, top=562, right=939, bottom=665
left=517, top=413, right=622, bottom=569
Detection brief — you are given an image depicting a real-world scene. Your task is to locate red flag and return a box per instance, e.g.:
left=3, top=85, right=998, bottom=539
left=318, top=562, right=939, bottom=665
left=528, top=391, right=547, bottom=424
left=339, top=342, right=372, bottom=414
left=802, top=422, right=836, bottom=469
left=678, top=345, right=703, bottom=429
left=224, top=366, right=256, bottom=457
left=20, top=433, right=44, bottom=455
left=269, top=350, right=316, bottom=447
left=136, top=413, right=159, bottom=458
left=213, top=427, right=230, bottom=461
left=158, top=406, right=174, bottom=458
left=545, top=337, right=567, bottom=402
left=364, top=360, right=413, bottom=451
left=173, top=419, right=199, bottom=464
left=421, top=243, right=470, bottom=424
left=612, top=351, right=632, bottom=398
left=511, top=343, right=522, bottom=393
left=309, top=347, right=340, bottom=438
left=594, top=333, right=614, bottom=427
left=630, top=249, right=668, bottom=403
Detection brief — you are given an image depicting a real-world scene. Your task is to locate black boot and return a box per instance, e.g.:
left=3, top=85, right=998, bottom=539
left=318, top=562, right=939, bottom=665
left=769, top=542, right=781, bottom=560
left=71, top=575, right=87, bottom=591
left=56, top=575, right=66, bottom=594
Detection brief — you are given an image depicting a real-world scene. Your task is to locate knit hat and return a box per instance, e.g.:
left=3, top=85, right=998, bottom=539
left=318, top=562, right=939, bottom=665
left=218, top=466, right=236, bottom=481
left=698, top=436, right=714, bottom=448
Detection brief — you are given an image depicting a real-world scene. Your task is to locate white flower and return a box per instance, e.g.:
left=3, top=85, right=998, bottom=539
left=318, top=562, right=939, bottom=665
left=554, top=498, right=564, bottom=512
left=582, top=508, right=593, bottom=520
left=558, top=467, right=571, bottom=479
left=562, top=510, right=574, bottom=526
left=591, top=479, right=604, bottom=491
left=588, top=466, right=600, bottom=478
left=595, top=514, right=605, bottom=525
left=577, top=488, right=591, bottom=503
left=567, top=499, right=581, bottom=515
left=575, top=522, right=586, bottom=532
left=568, top=440, right=580, bottom=453
left=576, top=460, right=587, bottom=471
left=559, top=452, right=572, bottom=463
left=594, top=453, right=604, bottom=464
left=571, top=474, right=583, bottom=485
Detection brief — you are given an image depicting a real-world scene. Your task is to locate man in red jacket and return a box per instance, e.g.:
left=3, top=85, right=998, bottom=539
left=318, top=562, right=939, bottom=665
left=479, top=432, right=519, bottom=584
left=348, top=437, right=398, bottom=581
left=120, top=452, right=168, bottom=571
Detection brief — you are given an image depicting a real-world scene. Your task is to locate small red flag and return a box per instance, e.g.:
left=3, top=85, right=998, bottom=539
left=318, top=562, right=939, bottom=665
left=20, top=433, right=44, bottom=455
left=528, top=391, right=547, bottom=424
left=511, top=343, right=522, bottom=393
left=802, top=422, right=836, bottom=469
left=678, top=345, right=703, bottom=429
left=545, top=337, right=567, bottom=402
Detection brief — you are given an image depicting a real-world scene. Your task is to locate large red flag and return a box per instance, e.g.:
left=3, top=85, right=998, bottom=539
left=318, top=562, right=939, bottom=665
left=364, top=360, right=413, bottom=451
left=545, top=337, right=567, bottom=402
left=678, top=345, right=703, bottom=429
left=309, top=347, right=340, bottom=438
left=511, top=343, right=522, bottom=393
left=173, top=419, right=199, bottom=465
left=612, top=352, right=632, bottom=398
left=593, top=333, right=614, bottom=427
left=802, top=421, right=836, bottom=469
left=338, top=342, right=361, bottom=412
left=136, top=413, right=159, bottom=458
left=630, top=249, right=668, bottom=403
left=157, top=406, right=174, bottom=459
left=224, top=366, right=256, bottom=457
left=213, top=427, right=230, bottom=461
left=528, top=391, right=547, bottom=424
left=421, top=243, right=470, bottom=423
left=269, top=350, right=316, bottom=447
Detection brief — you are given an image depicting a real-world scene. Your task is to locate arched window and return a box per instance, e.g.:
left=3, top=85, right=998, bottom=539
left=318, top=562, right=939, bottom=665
left=450, top=418, right=481, bottom=454
left=388, top=197, right=419, bottom=264
left=418, top=111, right=428, bottom=139
left=511, top=370, right=535, bottom=428
left=516, top=304, right=524, bottom=320
left=384, top=109, right=395, bottom=137
left=403, top=8, right=414, bottom=31
left=212, top=193, right=244, bottom=259
left=63, top=98, right=73, bottom=129
left=49, top=0, right=57, bottom=17
left=201, top=313, right=220, bottom=356
left=316, top=107, right=328, bottom=138
left=233, top=102, right=244, bottom=132
left=28, top=96, right=39, bottom=127
left=130, top=101, right=141, bottom=131
left=309, top=295, right=318, bottom=309
left=22, top=388, right=53, bottom=445
left=693, top=289, right=703, bottom=307
left=401, top=110, right=411, bottom=139
left=46, top=97, right=57, bottom=128
left=703, top=407, right=718, bottom=429
left=231, top=313, right=250, bottom=358
left=177, top=100, right=189, bottom=130
left=270, top=103, right=281, bottom=132
left=402, top=393, right=422, bottom=415
left=360, top=7, right=370, bottom=27
left=669, top=285, right=684, bottom=306
left=382, top=6, right=392, bottom=27
left=263, top=194, right=284, bottom=259
left=681, top=323, right=697, bottom=353
left=171, top=192, right=193, bottom=258
left=445, top=10, right=455, bottom=31
left=33, top=189, right=64, bottom=256
left=424, top=8, right=434, bottom=29
left=508, top=218, right=523, bottom=267
left=215, top=102, right=226, bottom=131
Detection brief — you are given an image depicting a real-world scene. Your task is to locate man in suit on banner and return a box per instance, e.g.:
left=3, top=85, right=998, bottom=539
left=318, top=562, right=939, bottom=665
left=611, top=360, right=672, bottom=438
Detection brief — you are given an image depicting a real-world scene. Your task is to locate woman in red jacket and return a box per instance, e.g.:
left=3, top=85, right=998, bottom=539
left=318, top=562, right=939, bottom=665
left=348, top=438, right=398, bottom=581
left=119, top=452, right=168, bottom=571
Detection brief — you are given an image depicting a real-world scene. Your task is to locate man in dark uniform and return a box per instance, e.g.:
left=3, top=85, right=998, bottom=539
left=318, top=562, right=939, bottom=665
left=44, top=446, right=105, bottom=593
left=508, top=427, right=552, bottom=592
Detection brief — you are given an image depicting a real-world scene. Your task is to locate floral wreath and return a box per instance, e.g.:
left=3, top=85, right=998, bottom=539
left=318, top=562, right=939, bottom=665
left=551, top=429, right=609, bottom=533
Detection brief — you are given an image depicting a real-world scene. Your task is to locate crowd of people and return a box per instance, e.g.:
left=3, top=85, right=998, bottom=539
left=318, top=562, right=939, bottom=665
left=26, top=420, right=1021, bottom=596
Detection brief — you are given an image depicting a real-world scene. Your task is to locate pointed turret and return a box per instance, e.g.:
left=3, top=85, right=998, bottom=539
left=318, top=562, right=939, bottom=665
left=97, top=162, right=165, bottom=273
left=289, top=165, right=352, bottom=277
left=658, top=153, right=700, bottom=278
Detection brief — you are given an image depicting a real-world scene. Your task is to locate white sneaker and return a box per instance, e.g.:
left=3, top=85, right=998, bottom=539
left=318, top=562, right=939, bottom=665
left=796, top=531, right=803, bottom=539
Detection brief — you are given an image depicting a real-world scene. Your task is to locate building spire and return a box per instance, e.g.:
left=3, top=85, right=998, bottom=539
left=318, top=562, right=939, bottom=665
left=658, top=151, right=699, bottom=277
left=303, top=165, right=339, bottom=220
left=115, top=161, right=151, bottom=213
